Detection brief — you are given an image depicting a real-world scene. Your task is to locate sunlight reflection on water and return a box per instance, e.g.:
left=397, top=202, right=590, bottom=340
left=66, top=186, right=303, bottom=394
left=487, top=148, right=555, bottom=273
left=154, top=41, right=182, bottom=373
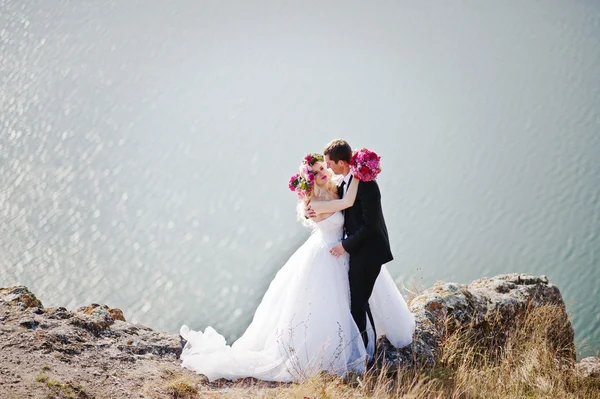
left=0, top=1, right=598, bottom=355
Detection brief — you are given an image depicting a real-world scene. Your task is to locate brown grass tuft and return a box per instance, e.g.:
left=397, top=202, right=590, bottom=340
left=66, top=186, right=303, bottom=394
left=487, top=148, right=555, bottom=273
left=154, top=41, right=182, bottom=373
left=164, top=376, right=199, bottom=398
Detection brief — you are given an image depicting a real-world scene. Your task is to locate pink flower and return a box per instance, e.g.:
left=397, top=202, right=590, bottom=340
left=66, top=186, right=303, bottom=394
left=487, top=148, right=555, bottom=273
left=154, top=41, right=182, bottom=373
left=288, top=173, right=300, bottom=191
left=300, top=164, right=310, bottom=177
left=302, top=153, right=323, bottom=166
left=350, top=148, right=382, bottom=182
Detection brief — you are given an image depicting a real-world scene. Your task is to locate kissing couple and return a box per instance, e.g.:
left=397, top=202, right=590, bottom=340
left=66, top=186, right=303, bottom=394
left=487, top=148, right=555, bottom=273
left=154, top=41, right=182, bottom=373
left=180, top=139, right=415, bottom=382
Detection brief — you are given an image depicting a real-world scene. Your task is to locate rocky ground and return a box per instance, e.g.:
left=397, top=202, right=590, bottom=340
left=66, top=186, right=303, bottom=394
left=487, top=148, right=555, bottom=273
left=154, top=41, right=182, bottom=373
left=1, top=274, right=598, bottom=398
left=0, top=286, right=283, bottom=398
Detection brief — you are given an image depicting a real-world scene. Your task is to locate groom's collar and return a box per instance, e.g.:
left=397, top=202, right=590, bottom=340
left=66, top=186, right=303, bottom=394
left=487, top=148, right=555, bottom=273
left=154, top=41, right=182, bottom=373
left=342, top=173, right=352, bottom=186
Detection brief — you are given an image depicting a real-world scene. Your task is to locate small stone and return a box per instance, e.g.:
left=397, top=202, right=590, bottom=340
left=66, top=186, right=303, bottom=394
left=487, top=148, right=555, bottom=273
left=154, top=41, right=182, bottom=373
left=576, top=357, right=600, bottom=378
left=0, top=286, right=44, bottom=308
left=18, top=317, right=38, bottom=329
left=109, top=308, right=126, bottom=322
left=445, top=283, right=461, bottom=292
left=48, top=307, right=74, bottom=320
left=111, top=353, right=135, bottom=362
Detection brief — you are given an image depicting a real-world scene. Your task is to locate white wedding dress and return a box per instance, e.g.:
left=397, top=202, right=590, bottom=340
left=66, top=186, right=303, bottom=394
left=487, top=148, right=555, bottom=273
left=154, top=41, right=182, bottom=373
left=180, top=212, right=415, bottom=382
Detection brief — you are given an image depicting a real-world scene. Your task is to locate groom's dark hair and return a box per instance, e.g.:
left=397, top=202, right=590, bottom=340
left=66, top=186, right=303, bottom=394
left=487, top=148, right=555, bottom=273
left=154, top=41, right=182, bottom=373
left=324, top=139, right=352, bottom=163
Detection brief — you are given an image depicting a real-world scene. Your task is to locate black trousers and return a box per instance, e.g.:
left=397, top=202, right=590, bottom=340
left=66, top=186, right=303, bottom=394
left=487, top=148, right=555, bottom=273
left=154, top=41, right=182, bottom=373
left=349, top=260, right=382, bottom=347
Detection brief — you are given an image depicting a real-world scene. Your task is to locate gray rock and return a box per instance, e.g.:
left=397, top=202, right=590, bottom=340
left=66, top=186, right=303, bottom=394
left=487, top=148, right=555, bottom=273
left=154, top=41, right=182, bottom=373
left=376, top=273, right=575, bottom=369
left=18, top=317, right=38, bottom=329
left=69, top=304, right=123, bottom=336
left=112, top=321, right=183, bottom=358
left=1, top=286, right=182, bottom=364
left=47, top=307, right=74, bottom=320
left=0, top=286, right=43, bottom=309
left=576, top=357, right=600, bottom=378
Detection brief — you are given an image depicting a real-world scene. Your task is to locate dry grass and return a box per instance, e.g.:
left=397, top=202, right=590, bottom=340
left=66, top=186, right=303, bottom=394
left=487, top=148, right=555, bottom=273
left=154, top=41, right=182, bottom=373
left=163, top=376, right=199, bottom=398
left=35, top=374, right=90, bottom=398
left=211, top=305, right=599, bottom=398
left=152, top=365, right=212, bottom=399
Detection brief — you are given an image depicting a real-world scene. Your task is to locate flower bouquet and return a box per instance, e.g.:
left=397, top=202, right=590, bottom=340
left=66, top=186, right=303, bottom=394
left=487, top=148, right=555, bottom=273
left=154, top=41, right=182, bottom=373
left=349, top=148, right=381, bottom=181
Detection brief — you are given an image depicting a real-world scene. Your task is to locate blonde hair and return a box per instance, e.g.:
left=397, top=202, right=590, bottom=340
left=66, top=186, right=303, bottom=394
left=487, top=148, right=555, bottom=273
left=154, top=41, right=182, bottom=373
left=295, top=161, right=339, bottom=224
left=309, top=162, right=338, bottom=200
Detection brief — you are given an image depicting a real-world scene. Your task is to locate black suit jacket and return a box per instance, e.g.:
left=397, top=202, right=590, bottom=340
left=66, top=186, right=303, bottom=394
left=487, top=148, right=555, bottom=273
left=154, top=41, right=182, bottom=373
left=340, top=176, right=393, bottom=266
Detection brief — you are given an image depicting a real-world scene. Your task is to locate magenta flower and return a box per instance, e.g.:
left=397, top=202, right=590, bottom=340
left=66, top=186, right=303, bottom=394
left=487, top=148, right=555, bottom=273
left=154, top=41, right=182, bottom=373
left=349, top=148, right=381, bottom=182
left=288, top=173, right=300, bottom=191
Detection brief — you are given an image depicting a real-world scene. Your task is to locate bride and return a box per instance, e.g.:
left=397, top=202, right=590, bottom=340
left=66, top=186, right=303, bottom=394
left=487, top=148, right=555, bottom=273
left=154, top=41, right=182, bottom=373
left=179, top=154, right=415, bottom=382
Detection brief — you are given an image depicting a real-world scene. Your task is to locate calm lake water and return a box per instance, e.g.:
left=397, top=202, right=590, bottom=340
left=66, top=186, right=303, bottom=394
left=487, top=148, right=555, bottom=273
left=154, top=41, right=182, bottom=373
left=1, top=1, right=599, bottom=356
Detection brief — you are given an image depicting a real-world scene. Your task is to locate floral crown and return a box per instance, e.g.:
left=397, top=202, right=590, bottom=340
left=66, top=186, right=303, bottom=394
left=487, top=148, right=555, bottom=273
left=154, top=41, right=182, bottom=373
left=302, top=153, right=324, bottom=166
left=288, top=153, right=325, bottom=199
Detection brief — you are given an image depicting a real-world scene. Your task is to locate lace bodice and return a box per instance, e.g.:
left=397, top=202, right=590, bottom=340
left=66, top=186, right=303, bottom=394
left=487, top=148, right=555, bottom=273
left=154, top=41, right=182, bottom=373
left=313, top=212, right=344, bottom=244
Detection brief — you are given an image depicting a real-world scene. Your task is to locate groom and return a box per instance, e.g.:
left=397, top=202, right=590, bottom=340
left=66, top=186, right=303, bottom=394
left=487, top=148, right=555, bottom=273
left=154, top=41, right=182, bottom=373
left=323, top=139, right=394, bottom=350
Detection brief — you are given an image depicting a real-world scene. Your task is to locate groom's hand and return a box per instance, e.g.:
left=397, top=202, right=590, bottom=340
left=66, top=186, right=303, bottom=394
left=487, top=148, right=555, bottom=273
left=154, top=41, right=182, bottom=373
left=329, top=243, right=346, bottom=258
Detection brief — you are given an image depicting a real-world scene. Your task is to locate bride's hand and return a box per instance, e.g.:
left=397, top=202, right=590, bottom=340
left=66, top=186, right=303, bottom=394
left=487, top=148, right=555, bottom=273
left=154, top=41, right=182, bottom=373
left=304, top=199, right=317, bottom=219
